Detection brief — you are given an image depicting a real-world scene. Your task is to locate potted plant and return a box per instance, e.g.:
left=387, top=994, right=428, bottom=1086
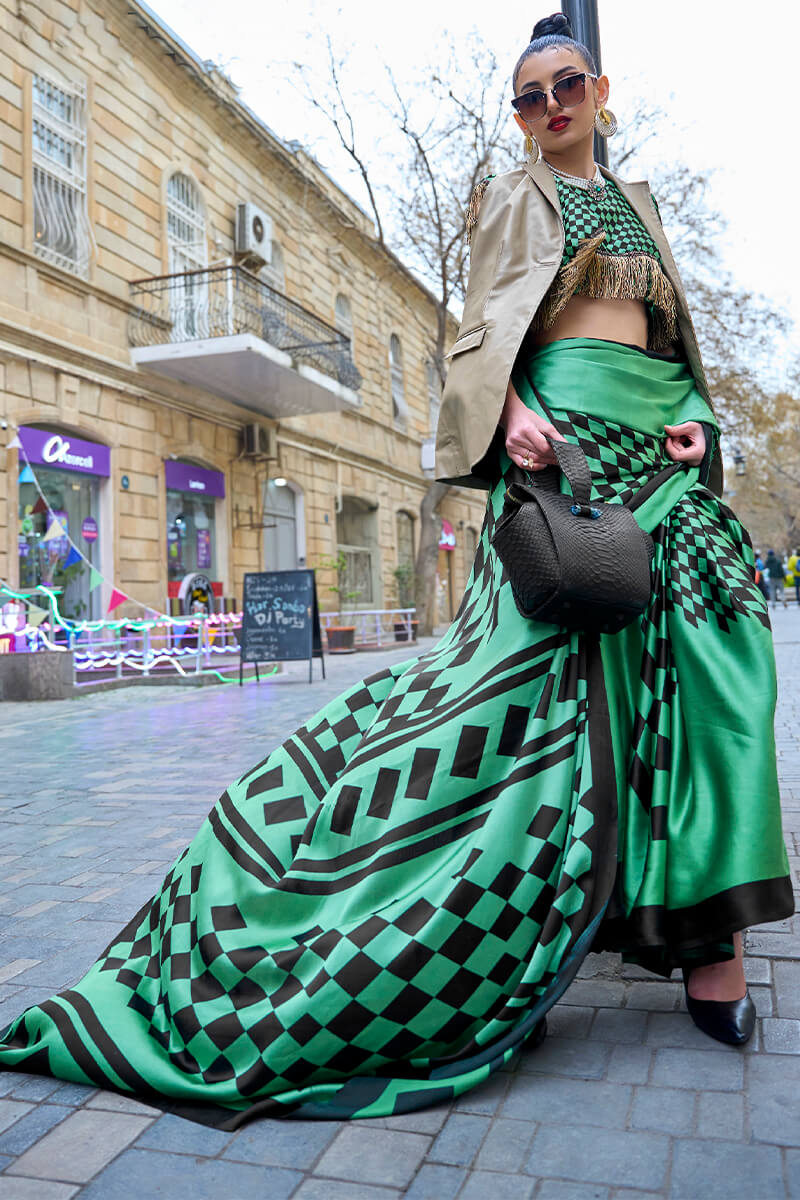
left=317, top=551, right=361, bottom=653
left=392, top=563, right=418, bottom=642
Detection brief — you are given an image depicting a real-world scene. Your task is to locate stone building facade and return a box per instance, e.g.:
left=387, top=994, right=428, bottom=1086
left=0, top=0, right=485, bottom=627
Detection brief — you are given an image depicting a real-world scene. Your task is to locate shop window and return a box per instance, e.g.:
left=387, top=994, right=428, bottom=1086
left=32, top=70, right=89, bottom=277
left=17, top=426, right=110, bottom=622
left=426, top=360, right=442, bottom=434
left=390, top=334, right=407, bottom=427
left=395, top=510, right=415, bottom=607
left=165, top=460, right=224, bottom=586
left=336, top=496, right=378, bottom=607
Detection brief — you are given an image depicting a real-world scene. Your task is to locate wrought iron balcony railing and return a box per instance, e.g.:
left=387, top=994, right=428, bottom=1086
left=128, top=264, right=362, bottom=392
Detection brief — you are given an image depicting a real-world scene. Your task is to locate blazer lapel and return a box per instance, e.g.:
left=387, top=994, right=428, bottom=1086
left=525, top=156, right=562, bottom=217
left=601, top=167, right=690, bottom=312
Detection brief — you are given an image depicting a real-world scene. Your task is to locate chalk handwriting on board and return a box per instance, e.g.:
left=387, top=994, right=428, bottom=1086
left=240, top=570, right=325, bottom=684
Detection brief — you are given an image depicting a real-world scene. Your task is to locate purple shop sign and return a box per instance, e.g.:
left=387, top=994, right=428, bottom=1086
left=18, top=427, right=110, bottom=477
left=81, top=516, right=98, bottom=543
left=164, top=461, right=225, bottom=498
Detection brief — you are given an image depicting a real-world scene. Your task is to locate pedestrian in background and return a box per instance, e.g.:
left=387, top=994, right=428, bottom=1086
left=788, top=548, right=800, bottom=605
left=754, top=550, right=770, bottom=602
left=766, top=548, right=788, bottom=609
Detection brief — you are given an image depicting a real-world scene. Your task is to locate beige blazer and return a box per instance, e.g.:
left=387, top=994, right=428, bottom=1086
left=434, top=157, right=722, bottom=495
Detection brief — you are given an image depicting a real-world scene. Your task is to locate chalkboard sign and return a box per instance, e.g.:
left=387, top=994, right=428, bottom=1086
left=240, top=570, right=325, bottom=684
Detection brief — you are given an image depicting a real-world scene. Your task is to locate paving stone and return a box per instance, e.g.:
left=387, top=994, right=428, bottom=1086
left=0, top=1099, right=33, bottom=1134
left=223, top=1118, right=338, bottom=1167
left=516, top=1036, right=611, bottom=1079
left=135, top=1112, right=235, bottom=1156
left=630, top=1086, right=695, bottom=1135
left=748, top=1053, right=800, bottom=1146
left=561, top=980, right=626, bottom=1008
left=749, top=985, right=774, bottom=1017
left=7, top=1109, right=154, bottom=1182
left=743, top=956, right=772, bottom=985
left=459, top=1171, right=536, bottom=1199
left=526, top=1124, right=669, bottom=1191
left=623, top=982, right=682, bottom=1011
left=645, top=1011, right=730, bottom=1049
left=403, top=1163, right=467, bottom=1199
left=427, top=1112, right=489, bottom=1166
left=0, top=1182, right=79, bottom=1199
left=761, top=1017, right=800, bottom=1053
left=77, top=1147, right=301, bottom=1199
left=381, top=1107, right=449, bottom=1134
left=314, top=1127, right=430, bottom=1188
left=669, top=1138, right=784, bottom=1199
left=545, top=1004, right=594, bottom=1039
left=591, top=1008, right=647, bottom=1044
left=695, top=1091, right=745, bottom=1141
left=294, top=1182, right=399, bottom=1200
left=475, top=1116, right=535, bottom=1172
left=536, top=1184, right=609, bottom=1200
left=0, top=1103, right=71, bottom=1156
left=605, top=1044, right=653, bottom=1085
left=4, top=1075, right=63, bottom=1102
left=85, top=1090, right=161, bottom=1116
left=650, top=1047, right=744, bottom=1091
left=774, top=959, right=800, bottom=1018
left=48, top=1082, right=98, bottom=1106
left=502, top=1076, right=631, bottom=1130
left=745, top=932, right=800, bottom=958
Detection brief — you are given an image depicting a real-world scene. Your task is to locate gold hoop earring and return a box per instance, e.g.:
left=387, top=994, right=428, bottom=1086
left=524, top=132, right=540, bottom=164
left=594, top=106, right=618, bottom=138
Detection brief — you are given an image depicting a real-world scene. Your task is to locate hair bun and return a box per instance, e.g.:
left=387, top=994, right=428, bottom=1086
left=531, top=12, right=573, bottom=40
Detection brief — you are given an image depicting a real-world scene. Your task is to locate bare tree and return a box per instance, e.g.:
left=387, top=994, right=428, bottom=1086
left=292, top=33, right=519, bottom=633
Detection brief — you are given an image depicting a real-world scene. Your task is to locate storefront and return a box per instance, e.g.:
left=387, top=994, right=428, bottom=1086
left=436, top=518, right=456, bottom=624
left=165, top=460, right=225, bottom=612
left=17, top=427, right=110, bottom=621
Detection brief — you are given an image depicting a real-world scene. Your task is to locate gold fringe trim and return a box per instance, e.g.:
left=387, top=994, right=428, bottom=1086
left=465, top=177, right=492, bottom=245
left=532, top=242, right=679, bottom=351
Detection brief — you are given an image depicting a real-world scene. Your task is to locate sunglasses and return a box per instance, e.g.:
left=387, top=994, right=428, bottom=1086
left=511, top=72, right=597, bottom=123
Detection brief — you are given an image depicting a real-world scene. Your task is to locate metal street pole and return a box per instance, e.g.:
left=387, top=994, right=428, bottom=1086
left=561, top=0, right=607, bottom=167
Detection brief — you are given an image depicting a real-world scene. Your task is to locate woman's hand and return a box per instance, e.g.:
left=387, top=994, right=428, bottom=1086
left=664, top=422, right=706, bottom=467
left=501, top=380, right=566, bottom=471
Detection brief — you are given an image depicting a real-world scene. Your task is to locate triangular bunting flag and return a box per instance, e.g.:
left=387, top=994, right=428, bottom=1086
left=107, top=588, right=127, bottom=613
left=64, top=546, right=82, bottom=568
left=7, top=434, right=22, bottom=450
left=89, top=567, right=103, bottom=592
left=43, top=519, right=66, bottom=543
left=32, top=496, right=48, bottom=515
left=18, top=464, right=34, bottom=484
left=27, top=605, right=48, bottom=627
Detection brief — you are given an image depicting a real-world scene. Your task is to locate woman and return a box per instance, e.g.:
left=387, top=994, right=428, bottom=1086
left=0, top=15, right=793, bottom=1126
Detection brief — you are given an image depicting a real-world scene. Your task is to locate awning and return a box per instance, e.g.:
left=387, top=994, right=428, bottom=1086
left=439, top=519, right=456, bottom=551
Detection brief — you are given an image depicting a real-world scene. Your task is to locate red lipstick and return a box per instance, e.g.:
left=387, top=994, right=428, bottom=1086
left=548, top=116, right=571, bottom=131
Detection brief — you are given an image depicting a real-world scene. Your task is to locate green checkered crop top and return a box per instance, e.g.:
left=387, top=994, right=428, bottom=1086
left=531, top=174, right=678, bottom=351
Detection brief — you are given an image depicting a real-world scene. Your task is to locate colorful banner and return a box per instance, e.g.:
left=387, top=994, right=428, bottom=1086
left=89, top=567, right=103, bottom=592
left=107, top=589, right=127, bottom=613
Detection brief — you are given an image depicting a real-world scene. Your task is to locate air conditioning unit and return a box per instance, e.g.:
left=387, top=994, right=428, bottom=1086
left=235, top=202, right=272, bottom=270
left=242, top=422, right=277, bottom=459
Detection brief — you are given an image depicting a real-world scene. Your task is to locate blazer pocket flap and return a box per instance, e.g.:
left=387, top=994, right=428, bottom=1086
left=445, top=325, right=487, bottom=358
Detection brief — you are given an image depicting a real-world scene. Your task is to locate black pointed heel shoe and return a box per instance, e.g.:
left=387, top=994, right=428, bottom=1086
left=682, top=967, right=756, bottom=1046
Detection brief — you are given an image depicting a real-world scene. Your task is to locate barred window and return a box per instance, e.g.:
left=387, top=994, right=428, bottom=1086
left=426, top=359, right=441, bottom=434
left=390, top=334, right=407, bottom=426
left=166, top=173, right=207, bottom=272
left=334, top=293, right=353, bottom=347
left=32, top=71, right=89, bottom=277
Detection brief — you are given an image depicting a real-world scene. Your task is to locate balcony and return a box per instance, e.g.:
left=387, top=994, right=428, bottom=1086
left=128, top=264, right=362, bottom=418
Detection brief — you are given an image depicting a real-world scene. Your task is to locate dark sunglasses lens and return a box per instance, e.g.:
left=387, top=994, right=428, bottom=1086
left=516, top=91, right=547, bottom=121
left=553, top=75, right=586, bottom=108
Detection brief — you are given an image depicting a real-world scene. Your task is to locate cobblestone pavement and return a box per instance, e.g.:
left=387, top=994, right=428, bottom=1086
left=0, top=611, right=799, bottom=1200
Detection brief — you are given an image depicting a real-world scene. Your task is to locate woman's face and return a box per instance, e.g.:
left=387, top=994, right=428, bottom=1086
left=513, top=46, right=609, bottom=156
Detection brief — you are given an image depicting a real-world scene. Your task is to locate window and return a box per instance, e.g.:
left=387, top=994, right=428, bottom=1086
left=335, top=293, right=354, bottom=349
left=263, top=240, right=285, bottom=292
left=32, top=71, right=89, bottom=276
left=395, top=511, right=415, bottom=607
left=390, top=334, right=407, bottom=426
left=337, top=496, right=378, bottom=606
left=426, top=360, right=442, bottom=434
left=166, top=173, right=207, bottom=273
left=166, top=173, right=207, bottom=340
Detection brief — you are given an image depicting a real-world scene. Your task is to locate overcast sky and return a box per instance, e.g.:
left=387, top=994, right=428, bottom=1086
left=150, top=0, right=799, bottom=362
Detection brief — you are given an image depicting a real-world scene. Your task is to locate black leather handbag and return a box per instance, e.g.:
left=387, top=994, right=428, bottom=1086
left=492, top=433, right=678, bottom=635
